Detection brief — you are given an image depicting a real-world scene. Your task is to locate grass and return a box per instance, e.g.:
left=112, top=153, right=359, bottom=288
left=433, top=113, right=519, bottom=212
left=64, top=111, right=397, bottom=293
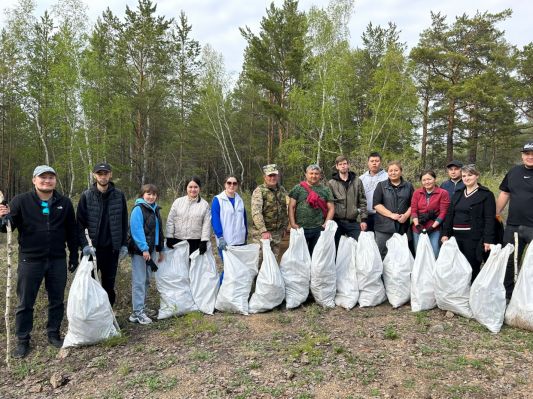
left=166, top=311, right=218, bottom=339
left=383, top=324, right=400, bottom=340
left=100, top=332, right=129, bottom=347
left=288, top=333, right=330, bottom=365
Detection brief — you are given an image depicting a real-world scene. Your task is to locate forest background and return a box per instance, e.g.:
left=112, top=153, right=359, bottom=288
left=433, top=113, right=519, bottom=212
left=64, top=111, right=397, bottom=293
left=0, top=0, right=532, bottom=200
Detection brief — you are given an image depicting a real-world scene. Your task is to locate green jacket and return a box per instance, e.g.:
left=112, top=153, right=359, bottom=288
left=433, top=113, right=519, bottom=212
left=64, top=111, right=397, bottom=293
left=327, top=172, right=368, bottom=222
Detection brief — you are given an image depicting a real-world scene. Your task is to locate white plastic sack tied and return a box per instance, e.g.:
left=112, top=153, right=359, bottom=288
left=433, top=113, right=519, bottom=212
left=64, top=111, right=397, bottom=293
left=434, top=237, right=473, bottom=318
left=280, top=228, right=311, bottom=309
left=470, top=244, right=514, bottom=333
left=156, top=241, right=198, bottom=319
left=335, top=236, right=359, bottom=310
left=189, top=242, right=220, bottom=315
left=356, top=231, right=386, bottom=307
left=505, top=242, right=533, bottom=331
left=411, top=233, right=437, bottom=312
left=63, top=255, right=119, bottom=348
left=215, top=244, right=260, bottom=315
left=310, top=220, right=338, bottom=308
left=249, top=239, right=286, bottom=313
left=383, top=233, right=413, bottom=308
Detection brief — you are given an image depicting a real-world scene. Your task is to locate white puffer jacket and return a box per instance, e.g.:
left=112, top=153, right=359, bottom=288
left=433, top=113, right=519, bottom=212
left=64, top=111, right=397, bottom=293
left=166, top=196, right=211, bottom=241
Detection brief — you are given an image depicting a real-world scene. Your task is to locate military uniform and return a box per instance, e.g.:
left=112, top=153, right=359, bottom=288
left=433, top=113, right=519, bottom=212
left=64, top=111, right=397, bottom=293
left=251, top=183, right=288, bottom=258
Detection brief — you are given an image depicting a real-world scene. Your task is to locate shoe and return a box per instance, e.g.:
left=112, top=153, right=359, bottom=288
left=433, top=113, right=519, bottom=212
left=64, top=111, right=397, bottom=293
left=128, top=312, right=152, bottom=325
left=13, top=341, right=30, bottom=359
left=144, top=308, right=157, bottom=318
left=48, top=335, right=64, bottom=348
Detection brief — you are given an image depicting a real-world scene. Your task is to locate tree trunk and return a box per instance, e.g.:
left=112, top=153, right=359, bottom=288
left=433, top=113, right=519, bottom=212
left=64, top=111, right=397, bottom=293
left=446, top=98, right=456, bottom=162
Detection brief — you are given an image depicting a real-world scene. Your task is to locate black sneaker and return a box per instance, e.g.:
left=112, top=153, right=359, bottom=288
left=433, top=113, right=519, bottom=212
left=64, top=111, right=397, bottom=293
left=13, top=341, right=30, bottom=359
left=48, top=335, right=64, bottom=348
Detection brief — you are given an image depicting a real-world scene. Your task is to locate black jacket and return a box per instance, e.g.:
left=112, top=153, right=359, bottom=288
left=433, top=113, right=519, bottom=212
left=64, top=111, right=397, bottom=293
left=2, top=190, right=78, bottom=261
left=443, top=185, right=496, bottom=243
left=373, top=178, right=414, bottom=234
left=77, top=182, right=128, bottom=250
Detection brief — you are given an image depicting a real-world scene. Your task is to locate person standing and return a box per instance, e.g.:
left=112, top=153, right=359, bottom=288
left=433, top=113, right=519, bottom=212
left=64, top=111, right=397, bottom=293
left=496, top=141, right=533, bottom=297
left=441, top=160, right=465, bottom=199
left=442, top=165, right=495, bottom=281
left=328, top=156, right=368, bottom=248
left=373, top=161, right=414, bottom=259
left=411, top=170, right=450, bottom=258
left=288, top=164, right=335, bottom=256
left=0, top=166, right=78, bottom=358
left=76, top=162, right=128, bottom=307
left=360, top=152, right=388, bottom=231
left=251, top=164, right=288, bottom=260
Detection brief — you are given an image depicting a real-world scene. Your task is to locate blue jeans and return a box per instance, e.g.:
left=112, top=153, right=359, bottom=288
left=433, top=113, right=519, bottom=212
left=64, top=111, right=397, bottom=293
left=413, top=230, right=441, bottom=258
left=131, top=253, right=153, bottom=313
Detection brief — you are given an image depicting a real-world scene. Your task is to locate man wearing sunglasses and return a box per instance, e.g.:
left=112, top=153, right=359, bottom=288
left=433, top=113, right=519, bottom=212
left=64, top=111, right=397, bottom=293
left=0, top=165, right=78, bottom=358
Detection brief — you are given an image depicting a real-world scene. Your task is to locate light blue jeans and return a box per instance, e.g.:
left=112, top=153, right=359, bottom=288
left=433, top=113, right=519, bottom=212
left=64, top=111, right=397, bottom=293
left=413, top=230, right=441, bottom=258
left=131, top=253, right=154, bottom=314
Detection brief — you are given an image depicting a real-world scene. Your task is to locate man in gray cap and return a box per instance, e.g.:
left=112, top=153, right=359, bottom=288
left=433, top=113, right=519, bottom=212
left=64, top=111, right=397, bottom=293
left=76, top=162, right=128, bottom=307
left=441, top=160, right=465, bottom=199
left=0, top=165, right=78, bottom=358
left=251, top=164, right=288, bottom=260
left=497, top=140, right=533, bottom=297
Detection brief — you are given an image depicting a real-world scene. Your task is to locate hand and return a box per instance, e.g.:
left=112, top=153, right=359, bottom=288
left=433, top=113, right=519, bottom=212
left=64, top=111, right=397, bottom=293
left=142, top=251, right=151, bottom=261
left=390, top=213, right=401, bottom=221
left=495, top=214, right=504, bottom=223
left=82, top=245, right=96, bottom=257
left=217, top=237, right=227, bottom=251
left=414, top=224, right=423, bottom=234
left=290, top=223, right=300, bottom=229
left=68, top=258, right=78, bottom=273
left=441, top=236, right=449, bottom=243
left=119, top=245, right=128, bottom=261
left=426, top=226, right=435, bottom=235
left=360, top=222, right=367, bottom=232
left=199, top=240, right=208, bottom=255
left=261, top=231, right=272, bottom=240
left=483, top=243, right=491, bottom=252
left=166, top=237, right=180, bottom=249
left=0, top=204, right=9, bottom=217
left=398, top=214, right=409, bottom=224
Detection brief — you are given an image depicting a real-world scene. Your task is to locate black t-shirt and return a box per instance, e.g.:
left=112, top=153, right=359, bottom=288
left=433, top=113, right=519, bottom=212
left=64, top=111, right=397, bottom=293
left=499, top=165, right=533, bottom=226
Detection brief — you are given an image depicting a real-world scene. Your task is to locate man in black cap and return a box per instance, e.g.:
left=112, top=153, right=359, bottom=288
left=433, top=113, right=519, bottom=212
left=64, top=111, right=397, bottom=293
left=496, top=141, right=533, bottom=297
left=76, top=162, right=128, bottom=306
left=0, top=165, right=78, bottom=358
left=441, top=160, right=465, bottom=200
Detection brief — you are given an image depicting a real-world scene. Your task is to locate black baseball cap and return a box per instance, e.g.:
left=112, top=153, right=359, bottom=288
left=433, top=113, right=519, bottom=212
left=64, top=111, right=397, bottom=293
left=521, top=141, right=533, bottom=152
left=93, top=162, right=112, bottom=173
left=446, top=160, right=463, bottom=168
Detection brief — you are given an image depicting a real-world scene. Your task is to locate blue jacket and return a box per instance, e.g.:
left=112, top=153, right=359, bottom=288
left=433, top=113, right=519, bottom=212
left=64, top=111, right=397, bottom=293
left=129, top=198, right=163, bottom=254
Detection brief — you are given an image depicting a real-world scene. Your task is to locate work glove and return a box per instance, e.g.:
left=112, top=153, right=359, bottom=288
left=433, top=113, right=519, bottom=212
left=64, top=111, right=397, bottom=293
left=217, top=237, right=227, bottom=251
left=414, top=224, right=423, bottom=234
left=199, top=240, right=208, bottom=255
left=146, top=258, right=158, bottom=272
left=119, top=245, right=128, bottom=261
left=426, top=226, right=436, bottom=235
left=166, top=237, right=180, bottom=249
left=82, top=245, right=96, bottom=257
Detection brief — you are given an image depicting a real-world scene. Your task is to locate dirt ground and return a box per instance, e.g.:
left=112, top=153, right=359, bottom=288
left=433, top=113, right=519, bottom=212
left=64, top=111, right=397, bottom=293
left=0, top=238, right=532, bottom=399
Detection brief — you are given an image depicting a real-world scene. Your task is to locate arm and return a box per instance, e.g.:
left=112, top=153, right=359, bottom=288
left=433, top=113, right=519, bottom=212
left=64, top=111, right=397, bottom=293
left=434, top=190, right=450, bottom=228
left=211, top=197, right=223, bottom=238
left=121, top=193, right=129, bottom=247
left=130, top=206, right=149, bottom=253
left=288, top=198, right=298, bottom=229
left=495, top=191, right=510, bottom=216
left=323, top=201, right=335, bottom=228
left=76, top=193, right=89, bottom=248
left=65, top=199, right=79, bottom=257
left=166, top=199, right=178, bottom=238
left=441, top=194, right=456, bottom=241
left=410, top=191, right=420, bottom=226
left=250, top=188, right=267, bottom=234
left=357, top=178, right=368, bottom=229
left=201, top=202, right=212, bottom=242
left=483, top=193, right=496, bottom=246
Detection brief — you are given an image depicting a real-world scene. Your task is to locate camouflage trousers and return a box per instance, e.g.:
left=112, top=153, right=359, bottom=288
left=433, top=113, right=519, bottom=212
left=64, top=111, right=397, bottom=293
left=252, top=228, right=285, bottom=263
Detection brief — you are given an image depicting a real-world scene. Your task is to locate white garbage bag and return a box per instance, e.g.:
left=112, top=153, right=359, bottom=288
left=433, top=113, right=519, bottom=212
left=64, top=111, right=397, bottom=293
left=411, top=233, right=437, bottom=312
left=470, top=244, right=514, bottom=333
left=156, top=241, right=198, bottom=319
left=335, top=236, right=359, bottom=310
left=356, top=231, right=386, bottom=307
left=280, top=228, right=311, bottom=309
left=434, top=237, right=473, bottom=318
left=189, top=242, right=220, bottom=315
left=505, top=242, right=533, bottom=331
left=63, top=255, right=119, bottom=348
left=215, top=244, right=260, bottom=315
left=249, top=239, right=286, bottom=313
left=310, top=220, right=338, bottom=308
left=383, top=233, right=413, bottom=308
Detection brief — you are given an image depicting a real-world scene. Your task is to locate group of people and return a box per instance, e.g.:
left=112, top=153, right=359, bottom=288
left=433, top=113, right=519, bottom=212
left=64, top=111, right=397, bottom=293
left=1, top=140, right=532, bottom=359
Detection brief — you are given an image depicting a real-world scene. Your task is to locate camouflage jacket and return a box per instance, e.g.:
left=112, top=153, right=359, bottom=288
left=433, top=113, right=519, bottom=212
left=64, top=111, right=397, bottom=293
left=251, top=184, right=288, bottom=234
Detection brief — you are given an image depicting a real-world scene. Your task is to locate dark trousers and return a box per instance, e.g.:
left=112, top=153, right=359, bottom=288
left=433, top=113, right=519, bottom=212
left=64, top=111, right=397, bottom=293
left=16, top=257, right=67, bottom=343
left=95, top=246, right=120, bottom=306
left=304, top=227, right=323, bottom=257
left=334, top=219, right=361, bottom=251
left=454, top=230, right=484, bottom=282
left=366, top=214, right=376, bottom=232
left=503, top=224, right=528, bottom=298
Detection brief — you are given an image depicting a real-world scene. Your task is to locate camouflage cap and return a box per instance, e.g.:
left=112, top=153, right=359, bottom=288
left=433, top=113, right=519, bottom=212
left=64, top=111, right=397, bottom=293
left=263, top=164, right=279, bottom=175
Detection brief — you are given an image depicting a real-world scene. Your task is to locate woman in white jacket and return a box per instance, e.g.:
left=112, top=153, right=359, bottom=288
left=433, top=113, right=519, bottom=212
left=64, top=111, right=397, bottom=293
left=166, top=177, right=211, bottom=255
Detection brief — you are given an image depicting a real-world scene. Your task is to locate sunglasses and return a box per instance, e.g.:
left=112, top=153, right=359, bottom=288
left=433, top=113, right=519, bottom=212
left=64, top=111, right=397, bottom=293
left=226, top=181, right=238, bottom=186
left=41, top=201, right=49, bottom=215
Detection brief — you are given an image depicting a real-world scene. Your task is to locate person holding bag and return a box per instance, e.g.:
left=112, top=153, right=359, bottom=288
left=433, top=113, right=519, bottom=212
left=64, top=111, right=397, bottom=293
left=166, top=177, right=211, bottom=256
left=373, top=161, right=414, bottom=259
left=441, top=164, right=496, bottom=281
left=128, top=184, right=165, bottom=325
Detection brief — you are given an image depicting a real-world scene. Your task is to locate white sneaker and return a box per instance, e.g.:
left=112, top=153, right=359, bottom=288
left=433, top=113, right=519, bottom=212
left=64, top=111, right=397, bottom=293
left=128, top=312, right=152, bottom=325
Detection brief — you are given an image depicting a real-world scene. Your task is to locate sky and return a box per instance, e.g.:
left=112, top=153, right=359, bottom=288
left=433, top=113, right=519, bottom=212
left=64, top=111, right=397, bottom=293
left=1, top=0, right=531, bottom=77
